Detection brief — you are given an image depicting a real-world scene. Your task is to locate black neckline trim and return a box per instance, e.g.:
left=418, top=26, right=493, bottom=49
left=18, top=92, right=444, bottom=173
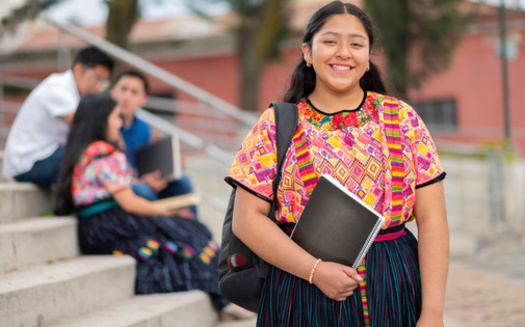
left=415, top=172, right=446, bottom=189
left=306, top=90, right=367, bottom=116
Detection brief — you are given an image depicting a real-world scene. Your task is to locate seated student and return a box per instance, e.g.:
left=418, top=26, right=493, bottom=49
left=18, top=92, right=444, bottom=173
left=54, top=92, right=251, bottom=320
left=110, top=70, right=197, bottom=214
left=2, top=46, right=114, bottom=187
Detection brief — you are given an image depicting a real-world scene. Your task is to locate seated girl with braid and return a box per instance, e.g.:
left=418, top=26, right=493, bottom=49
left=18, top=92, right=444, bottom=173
left=54, top=92, right=252, bottom=321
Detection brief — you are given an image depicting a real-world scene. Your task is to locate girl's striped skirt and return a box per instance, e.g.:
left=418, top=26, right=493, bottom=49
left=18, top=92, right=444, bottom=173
left=256, top=223, right=421, bottom=326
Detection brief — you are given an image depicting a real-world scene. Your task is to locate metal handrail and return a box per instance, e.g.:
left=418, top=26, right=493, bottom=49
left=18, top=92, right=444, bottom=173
left=0, top=74, right=228, bottom=118
left=2, top=14, right=257, bottom=211
left=0, top=75, right=40, bottom=89
left=135, top=109, right=233, bottom=165
left=0, top=74, right=238, bottom=164
left=40, top=12, right=258, bottom=166
left=42, top=13, right=258, bottom=127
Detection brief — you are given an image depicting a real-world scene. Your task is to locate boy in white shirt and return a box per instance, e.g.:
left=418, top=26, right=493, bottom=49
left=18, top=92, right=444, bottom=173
left=2, top=46, right=114, bottom=187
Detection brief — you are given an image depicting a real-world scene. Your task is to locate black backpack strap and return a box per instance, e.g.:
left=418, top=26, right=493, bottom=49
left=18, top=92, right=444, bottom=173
left=273, top=102, right=298, bottom=170
left=268, top=102, right=298, bottom=221
left=253, top=102, right=297, bottom=278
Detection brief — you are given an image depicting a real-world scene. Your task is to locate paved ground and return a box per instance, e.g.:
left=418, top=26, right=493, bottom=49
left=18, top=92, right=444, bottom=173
left=216, top=233, right=525, bottom=327
left=445, top=231, right=525, bottom=327
left=217, top=318, right=258, bottom=327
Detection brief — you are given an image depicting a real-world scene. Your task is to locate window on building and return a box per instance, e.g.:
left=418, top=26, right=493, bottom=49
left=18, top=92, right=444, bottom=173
left=413, top=99, right=457, bottom=132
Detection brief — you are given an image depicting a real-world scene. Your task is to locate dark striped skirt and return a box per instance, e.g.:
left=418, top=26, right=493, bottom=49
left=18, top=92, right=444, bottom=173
left=257, top=224, right=421, bottom=326
left=77, top=206, right=229, bottom=310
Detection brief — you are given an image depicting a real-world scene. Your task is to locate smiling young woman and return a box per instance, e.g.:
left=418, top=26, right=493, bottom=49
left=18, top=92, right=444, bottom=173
left=226, top=1, right=449, bottom=326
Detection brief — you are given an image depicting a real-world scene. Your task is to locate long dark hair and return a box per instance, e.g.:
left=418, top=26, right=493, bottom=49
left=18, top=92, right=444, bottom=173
left=284, top=1, right=386, bottom=103
left=54, top=92, right=117, bottom=215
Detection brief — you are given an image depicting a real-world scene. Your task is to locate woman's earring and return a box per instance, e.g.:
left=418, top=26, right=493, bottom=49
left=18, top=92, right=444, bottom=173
left=366, top=64, right=370, bottom=72
left=306, top=61, right=312, bottom=68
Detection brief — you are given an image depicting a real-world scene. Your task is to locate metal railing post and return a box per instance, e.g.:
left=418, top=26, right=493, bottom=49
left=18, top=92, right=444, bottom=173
left=135, top=109, right=233, bottom=165
left=0, top=78, right=4, bottom=144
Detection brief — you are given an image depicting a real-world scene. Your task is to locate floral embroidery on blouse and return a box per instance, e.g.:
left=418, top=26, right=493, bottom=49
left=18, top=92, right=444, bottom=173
left=299, top=94, right=380, bottom=130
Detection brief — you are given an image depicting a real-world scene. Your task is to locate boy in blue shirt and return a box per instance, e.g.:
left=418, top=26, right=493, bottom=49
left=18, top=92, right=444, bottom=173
left=111, top=70, right=196, bottom=215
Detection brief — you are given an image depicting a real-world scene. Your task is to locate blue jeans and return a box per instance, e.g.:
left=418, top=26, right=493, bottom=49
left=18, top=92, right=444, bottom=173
left=14, top=146, right=64, bottom=188
left=131, top=174, right=197, bottom=216
left=131, top=182, right=159, bottom=201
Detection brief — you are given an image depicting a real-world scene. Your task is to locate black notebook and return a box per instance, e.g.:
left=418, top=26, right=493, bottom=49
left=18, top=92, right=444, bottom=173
left=290, top=174, right=385, bottom=269
left=135, top=135, right=182, bottom=181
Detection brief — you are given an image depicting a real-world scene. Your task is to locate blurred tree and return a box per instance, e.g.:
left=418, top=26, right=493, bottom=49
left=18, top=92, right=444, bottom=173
left=105, top=0, right=139, bottom=75
left=1, top=0, right=138, bottom=76
left=2, top=0, right=290, bottom=111
left=0, top=0, right=60, bottom=37
left=233, top=0, right=290, bottom=111
left=363, top=0, right=476, bottom=100
left=105, top=0, right=138, bottom=50
left=189, top=0, right=290, bottom=111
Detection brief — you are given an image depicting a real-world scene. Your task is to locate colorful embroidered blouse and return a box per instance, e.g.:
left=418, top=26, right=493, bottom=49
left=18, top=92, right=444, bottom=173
left=226, top=91, right=445, bottom=229
left=72, top=141, right=133, bottom=206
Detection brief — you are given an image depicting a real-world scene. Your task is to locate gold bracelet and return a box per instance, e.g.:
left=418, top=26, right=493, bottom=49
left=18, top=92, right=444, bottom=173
left=308, top=258, right=322, bottom=284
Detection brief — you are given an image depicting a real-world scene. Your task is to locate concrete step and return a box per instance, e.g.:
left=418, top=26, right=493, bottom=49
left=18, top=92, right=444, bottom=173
left=46, top=291, right=219, bottom=327
left=0, top=216, right=78, bottom=274
left=216, top=318, right=257, bottom=327
left=0, top=182, right=53, bottom=222
left=0, top=150, right=4, bottom=182
left=0, top=255, right=136, bottom=327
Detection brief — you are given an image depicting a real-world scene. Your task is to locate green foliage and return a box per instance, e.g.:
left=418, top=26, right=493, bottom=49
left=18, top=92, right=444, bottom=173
left=1, top=85, right=31, bottom=96
left=185, top=0, right=288, bottom=62
left=228, top=0, right=266, bottom=16
left=363, top=0, right=476, bottom=99
left=1, top=0, right=62, bottom=38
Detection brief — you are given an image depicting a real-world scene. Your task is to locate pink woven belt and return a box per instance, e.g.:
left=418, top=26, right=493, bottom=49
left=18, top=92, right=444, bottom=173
left=374, top=225, right=406, bottom=242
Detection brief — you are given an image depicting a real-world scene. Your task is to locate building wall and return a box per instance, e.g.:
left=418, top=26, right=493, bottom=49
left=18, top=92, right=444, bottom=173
left=145, top=48, right=302, bottom=111
left=408, top=23, right=525, bottom=152
left=144, top=27, right=525, bottom=152
left=1, top=7, right=524, bottom=153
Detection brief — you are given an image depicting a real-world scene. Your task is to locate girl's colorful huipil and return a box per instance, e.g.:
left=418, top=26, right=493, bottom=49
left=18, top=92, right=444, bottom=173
left=227, top=91, right=445, bottom=229
left=226, top=91, right=446, bottom=327
left=72, top=140, right=133, bottom=206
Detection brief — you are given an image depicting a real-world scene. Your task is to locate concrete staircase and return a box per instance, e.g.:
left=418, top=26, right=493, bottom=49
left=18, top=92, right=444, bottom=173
left=0, top=152, right=230, bottom=327
left=4, top=148, right=494, bottom=326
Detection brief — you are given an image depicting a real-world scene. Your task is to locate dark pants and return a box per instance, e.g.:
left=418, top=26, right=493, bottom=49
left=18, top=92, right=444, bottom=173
left=14, top=146, right=64, bottom=188
left=131, top=174, right=198, bottom=216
